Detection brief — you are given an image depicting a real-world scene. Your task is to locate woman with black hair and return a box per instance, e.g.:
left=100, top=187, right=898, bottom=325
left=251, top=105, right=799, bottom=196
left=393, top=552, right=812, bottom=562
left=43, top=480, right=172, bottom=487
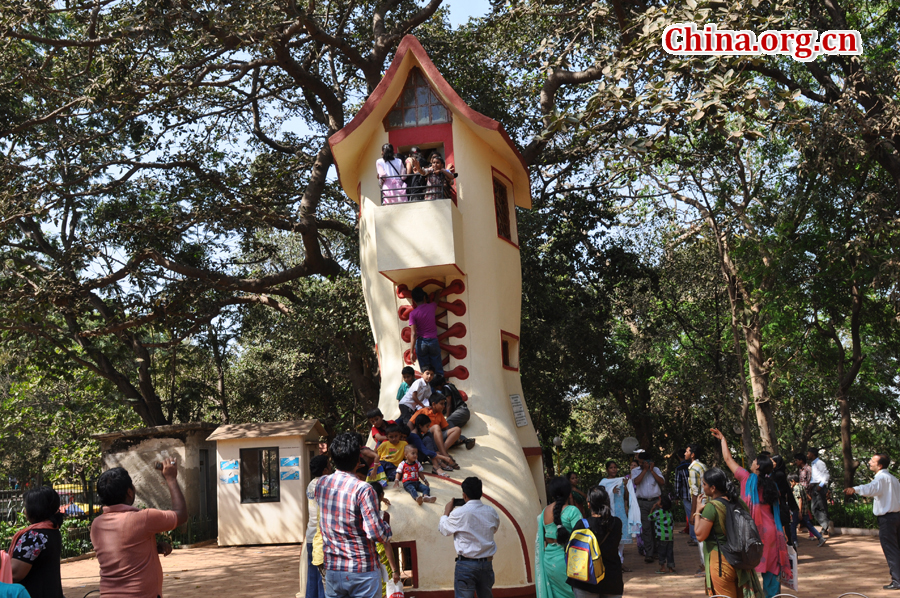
left=771, top=455, right=799, bottom=548
left=694, top=468, right=764, bottom=598
left=8, top=486, right=65, bottom=597
left=376, top=143, right=407, bottom=204
left=535, top=476, right=581, bottom=598
left=710, top=429, right=792, bottom=598
left=566, top=486, right=624, bottom=598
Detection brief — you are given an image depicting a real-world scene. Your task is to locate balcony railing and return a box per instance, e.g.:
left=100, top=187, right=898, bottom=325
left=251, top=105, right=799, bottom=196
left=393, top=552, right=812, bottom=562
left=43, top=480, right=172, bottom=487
left=379, top=175, right=456, bottom=204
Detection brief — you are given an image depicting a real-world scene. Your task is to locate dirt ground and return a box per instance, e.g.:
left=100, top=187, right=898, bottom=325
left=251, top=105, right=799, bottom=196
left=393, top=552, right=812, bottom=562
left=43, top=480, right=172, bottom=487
left=61, top=533, right=893, bottom=598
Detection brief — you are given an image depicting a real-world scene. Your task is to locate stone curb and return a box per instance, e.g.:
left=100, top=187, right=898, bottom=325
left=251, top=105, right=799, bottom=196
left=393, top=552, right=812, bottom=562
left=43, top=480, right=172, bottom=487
left=60, top=551, right=95, bottom=564
left=830, top=527, right=879, bottom=537
left=178, top=538, right=219, bottom=549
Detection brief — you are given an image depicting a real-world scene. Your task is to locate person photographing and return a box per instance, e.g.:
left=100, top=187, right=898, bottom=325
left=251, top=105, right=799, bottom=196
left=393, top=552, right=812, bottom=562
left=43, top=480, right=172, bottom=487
left=631, top=450, right=665, bottom=563
left=439, top=477, right=500, bottom=598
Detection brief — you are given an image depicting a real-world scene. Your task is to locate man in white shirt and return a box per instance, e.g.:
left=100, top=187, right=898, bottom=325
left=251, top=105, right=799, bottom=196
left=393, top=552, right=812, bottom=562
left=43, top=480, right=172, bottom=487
left=439, top=477, right=500, bottom=598
left=845, top=454, right=900, bottom=590
left=631, top=449, right=665, bottom=563
left=807, top=448, right=832, bottom=535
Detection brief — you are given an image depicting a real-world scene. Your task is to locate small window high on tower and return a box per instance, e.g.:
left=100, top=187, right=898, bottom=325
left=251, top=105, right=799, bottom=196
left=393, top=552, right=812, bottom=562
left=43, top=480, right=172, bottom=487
left=386, top=67, right=451, bottom=129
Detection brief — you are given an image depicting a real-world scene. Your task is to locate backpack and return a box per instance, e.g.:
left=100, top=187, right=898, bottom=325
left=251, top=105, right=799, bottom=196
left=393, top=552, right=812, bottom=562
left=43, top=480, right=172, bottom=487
left=713, top=498, right=764, bottom=572
left=565, top=519, right=608, bottom=584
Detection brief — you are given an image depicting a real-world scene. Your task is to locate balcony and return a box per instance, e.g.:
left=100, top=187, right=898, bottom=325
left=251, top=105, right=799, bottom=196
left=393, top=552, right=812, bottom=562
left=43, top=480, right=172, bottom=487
left=374, top=198, right=465, bottom=287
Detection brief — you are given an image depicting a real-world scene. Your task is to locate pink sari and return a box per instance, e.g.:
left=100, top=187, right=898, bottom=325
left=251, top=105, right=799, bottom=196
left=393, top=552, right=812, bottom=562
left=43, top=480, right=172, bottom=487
left=735, top=467, right=791, bottom=580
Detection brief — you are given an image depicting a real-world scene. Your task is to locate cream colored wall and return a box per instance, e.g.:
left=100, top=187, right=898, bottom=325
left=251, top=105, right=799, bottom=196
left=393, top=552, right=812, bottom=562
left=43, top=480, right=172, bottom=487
left=354, top=105, right=544, bottom=593
left=215, top=436, right=308, bottom=546
left=374, top=199, right=465, bottom=278
left=100, top=434, right=213, bottom=520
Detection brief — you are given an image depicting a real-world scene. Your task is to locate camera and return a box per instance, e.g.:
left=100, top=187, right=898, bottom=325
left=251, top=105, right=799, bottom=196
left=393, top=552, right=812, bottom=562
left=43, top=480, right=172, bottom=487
left=453, top=498, right=465, bottom=508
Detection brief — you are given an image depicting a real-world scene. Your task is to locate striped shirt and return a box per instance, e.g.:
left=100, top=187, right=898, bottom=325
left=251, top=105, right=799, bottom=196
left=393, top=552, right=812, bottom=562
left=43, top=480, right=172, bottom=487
left=315, top=471, right=392, bottom=572
left=649, top=509, right=674, bottom=541
left=689, top=460, right=708, bottom=498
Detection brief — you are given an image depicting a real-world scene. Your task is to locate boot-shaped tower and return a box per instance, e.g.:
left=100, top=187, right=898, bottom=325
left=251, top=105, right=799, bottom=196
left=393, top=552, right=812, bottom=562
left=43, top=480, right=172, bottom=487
left=329, top=35, right=545, bottom=598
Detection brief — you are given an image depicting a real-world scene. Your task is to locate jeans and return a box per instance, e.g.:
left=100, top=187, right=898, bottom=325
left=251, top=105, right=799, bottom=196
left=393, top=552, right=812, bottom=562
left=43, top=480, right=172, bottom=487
left=381, top=460, right=397, bottom=482
left=415, top=337, right=444, bottom=376
left=324, top=569, right=380, bottom=598
left=657, top=540, right=674, bottom=568
left=403, top=480, right=430, bottom=499
left=306, top=543, right=326, bottom=598
left=454, top=559, right=494, bottom=598
left=796, top=510, right=823, bottom=541
left=637, top=497, right=658, bottom=557
left=683, top=499, right=697, bottom=542
left=878, top=512, right=900, bottom=584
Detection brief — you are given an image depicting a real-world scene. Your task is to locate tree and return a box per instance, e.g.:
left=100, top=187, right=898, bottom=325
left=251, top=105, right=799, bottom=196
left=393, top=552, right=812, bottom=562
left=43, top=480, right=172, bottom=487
left=0, top=1, right=444, bottom=425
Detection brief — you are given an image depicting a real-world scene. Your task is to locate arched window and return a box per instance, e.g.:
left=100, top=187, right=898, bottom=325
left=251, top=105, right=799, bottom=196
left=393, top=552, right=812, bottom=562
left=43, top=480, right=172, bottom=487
left=386, top=67, right=451, bottom=129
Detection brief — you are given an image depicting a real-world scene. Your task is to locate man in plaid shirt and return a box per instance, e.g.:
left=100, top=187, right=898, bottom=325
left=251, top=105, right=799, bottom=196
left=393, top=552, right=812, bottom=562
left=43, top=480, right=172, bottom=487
left=315, top=433, right=392, bottom=598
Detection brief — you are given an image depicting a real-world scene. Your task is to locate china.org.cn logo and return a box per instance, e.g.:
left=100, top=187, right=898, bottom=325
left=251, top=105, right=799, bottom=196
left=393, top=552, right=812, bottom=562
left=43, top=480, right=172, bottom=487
left=662, top=23, right=862, bottom=61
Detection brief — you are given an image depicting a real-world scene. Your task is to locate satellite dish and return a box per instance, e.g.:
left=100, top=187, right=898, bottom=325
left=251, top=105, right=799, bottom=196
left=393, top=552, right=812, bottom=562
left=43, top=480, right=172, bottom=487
left=621, top=437, right=640, bottom=454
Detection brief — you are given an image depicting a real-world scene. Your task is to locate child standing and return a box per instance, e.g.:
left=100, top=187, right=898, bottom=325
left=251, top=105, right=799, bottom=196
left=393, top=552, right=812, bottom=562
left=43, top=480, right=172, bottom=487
left=649, top=494, right=676, bottom=573
left=394, top=445, right=436, bottom=505
left=376, top=424, right=407, bottom=481
left=409, top=287, right=443, bottom=376
left=398, top=366, right=434, bottom=426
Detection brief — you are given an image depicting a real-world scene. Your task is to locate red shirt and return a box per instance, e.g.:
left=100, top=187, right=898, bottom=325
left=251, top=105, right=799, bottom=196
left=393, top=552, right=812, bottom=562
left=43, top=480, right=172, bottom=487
left=396, top=461, right=423, bottom=484
left=371, top=420, right=395, bottom=446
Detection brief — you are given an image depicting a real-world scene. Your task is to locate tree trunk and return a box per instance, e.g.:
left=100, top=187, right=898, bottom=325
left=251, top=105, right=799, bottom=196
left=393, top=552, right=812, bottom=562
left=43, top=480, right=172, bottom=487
left=727, top=278, right=757, bottom=461
left=838, top=391, right=858, bottom=488
left=345, top=337, right=380, bottom=412
left=743, top=318, right=779, bottom=454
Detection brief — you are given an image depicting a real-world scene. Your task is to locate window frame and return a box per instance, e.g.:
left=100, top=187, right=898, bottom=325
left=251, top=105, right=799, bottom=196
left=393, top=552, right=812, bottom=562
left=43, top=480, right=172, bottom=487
left=239, top=447, right=281, bottom=504
left=491, top=168, right=518, bottom=248
left=384, top=67, right=452, bottom=131
left=500, top=330, right=520, bottom=371
left=391, top=541, right=419, bottom=588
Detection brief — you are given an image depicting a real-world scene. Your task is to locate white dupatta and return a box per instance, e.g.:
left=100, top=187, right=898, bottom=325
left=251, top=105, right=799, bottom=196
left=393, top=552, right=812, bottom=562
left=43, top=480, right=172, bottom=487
left=600, top=476, right=642, bottom=537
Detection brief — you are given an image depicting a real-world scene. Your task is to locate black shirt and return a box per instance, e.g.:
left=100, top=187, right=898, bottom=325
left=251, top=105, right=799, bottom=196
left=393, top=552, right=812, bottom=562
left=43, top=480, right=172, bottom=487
left=566, top=516, right=624, bottom=595
left=12, top=527, right=65, bottom=598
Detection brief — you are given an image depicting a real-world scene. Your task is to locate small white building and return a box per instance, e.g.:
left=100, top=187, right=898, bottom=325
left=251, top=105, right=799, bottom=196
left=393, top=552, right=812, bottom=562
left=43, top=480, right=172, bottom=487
left=207, top=419, right=326, bottom=546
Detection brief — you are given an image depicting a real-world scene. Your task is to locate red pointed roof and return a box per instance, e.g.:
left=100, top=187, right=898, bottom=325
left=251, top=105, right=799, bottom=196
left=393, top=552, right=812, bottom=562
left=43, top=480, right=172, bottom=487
left=329, top=35, right=531, bottom=208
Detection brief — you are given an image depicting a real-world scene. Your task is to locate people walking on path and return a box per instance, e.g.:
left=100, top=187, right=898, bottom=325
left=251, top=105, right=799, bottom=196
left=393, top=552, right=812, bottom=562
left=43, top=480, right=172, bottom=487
left=710, top=429, right=792, bottom=598
left=439, top=477, right=500, bottom=598
left=844, top=453, right=900, bottom=590
left=686, top=444, right=708, bottom=574
left=535, top=476, right=581, bottom=598
left=693, top=467, right=764, bottom=598
left=808, top=448, right=832, bottom=537
left=631, top=450, right=665, bottom=564
left=566, top=485, right=624, bottom=598
left=788, top=474, right=824, bottom=545
left=315, top=433, right=393, bottom=598
left=90, top=460, right=187, bottom=598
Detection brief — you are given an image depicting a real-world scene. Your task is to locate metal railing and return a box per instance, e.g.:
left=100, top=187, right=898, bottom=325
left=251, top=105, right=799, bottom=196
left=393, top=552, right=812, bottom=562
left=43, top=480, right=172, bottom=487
left=379, top=175, right=455, bottom=204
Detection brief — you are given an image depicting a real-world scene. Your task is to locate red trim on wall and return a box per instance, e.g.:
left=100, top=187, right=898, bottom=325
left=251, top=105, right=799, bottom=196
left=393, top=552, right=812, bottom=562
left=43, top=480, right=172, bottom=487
left=389, top=123, right=455, bottom=167
left=522, top=447, right=543, bottom=457
left=501, top=330, right=520, bottom=341
left=430, top=476, right=533, bottom=583
left=328, top=36, right=528, bottom=175
left=392, top=540, right=419, bottom=588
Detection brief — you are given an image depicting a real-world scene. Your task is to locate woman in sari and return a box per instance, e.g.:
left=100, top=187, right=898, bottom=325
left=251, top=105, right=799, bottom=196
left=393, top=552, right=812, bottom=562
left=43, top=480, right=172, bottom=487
left=535, top=476, right=582, bottom=598
left=710, top=429, right=792, bottom=598
left=9, top=487, right=65, bottom=598
left=694, top=467, right=764, bottom=598
left=599, top=460, right=641, bottom=572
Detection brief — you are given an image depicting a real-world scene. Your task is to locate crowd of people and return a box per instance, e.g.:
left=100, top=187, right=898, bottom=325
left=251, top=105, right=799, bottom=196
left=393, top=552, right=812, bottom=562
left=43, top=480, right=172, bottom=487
left=376, top=143, right=457, bottom=204
left=0, top=425, right=899, bottom=598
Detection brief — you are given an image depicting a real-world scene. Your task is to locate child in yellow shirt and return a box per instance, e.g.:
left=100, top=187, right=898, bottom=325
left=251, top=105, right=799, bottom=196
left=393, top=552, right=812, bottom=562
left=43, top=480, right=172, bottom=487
left=376, top=424, right=407, bottom=481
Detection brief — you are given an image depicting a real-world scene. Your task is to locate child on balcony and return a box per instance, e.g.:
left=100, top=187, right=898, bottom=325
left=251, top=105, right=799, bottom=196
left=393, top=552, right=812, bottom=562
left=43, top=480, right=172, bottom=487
left=376, top=143, right=407, bottom=204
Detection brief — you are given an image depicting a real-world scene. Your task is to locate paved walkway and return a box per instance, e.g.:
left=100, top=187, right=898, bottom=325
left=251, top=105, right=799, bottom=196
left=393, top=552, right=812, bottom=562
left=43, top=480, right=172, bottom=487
left=61, top=533, right=893, bottom=597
